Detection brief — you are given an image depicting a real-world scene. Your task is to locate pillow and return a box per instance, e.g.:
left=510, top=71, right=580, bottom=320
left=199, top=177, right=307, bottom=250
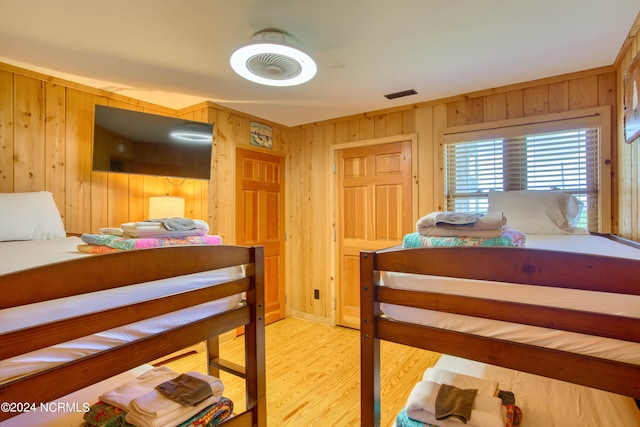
left=488, top=190, right=588, bottom=235
left=0, top=191, right=66, bottom=241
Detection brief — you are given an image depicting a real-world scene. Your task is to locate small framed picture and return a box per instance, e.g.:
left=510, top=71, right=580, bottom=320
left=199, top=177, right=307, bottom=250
left=250, top=121, right=273, bottom=149
left=624, top=52, right=640, bottom=143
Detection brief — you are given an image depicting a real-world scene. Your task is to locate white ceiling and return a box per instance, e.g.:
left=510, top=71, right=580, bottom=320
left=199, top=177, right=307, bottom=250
left=1, top=0, right=639, bottom=127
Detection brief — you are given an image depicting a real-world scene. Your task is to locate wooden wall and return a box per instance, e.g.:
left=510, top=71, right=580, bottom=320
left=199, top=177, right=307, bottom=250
left=616, top=15, right=640, bottom=242
left=0, top=63, right=285, bottom=241
left=285, top=66, right=621, bottom=323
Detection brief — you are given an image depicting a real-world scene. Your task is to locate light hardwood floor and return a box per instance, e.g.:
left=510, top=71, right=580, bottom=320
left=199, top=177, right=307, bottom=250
left=163, top=317, right=440, bottom=426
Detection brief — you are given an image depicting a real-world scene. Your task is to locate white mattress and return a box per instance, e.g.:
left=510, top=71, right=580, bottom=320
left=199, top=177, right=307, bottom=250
left=434, top=355, right=640, bottom=427
left=381, top=234, right=640, bottom=365
left=0, top=237, right=244, bottom=385
left=0, top=236, right=90, bottom=274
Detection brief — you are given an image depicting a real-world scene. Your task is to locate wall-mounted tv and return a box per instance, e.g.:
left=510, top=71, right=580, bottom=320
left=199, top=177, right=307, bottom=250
left=92, top=105, right=213, bottom=180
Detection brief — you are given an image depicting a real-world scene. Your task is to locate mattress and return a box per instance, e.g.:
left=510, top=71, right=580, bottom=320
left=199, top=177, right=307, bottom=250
left=434, top=355, right=640, bottom=427
left=0, top=236, right=89, bottom=274
left=381, top=234, right=640, bottom=365
left=0, top=237, right=244, bottom=385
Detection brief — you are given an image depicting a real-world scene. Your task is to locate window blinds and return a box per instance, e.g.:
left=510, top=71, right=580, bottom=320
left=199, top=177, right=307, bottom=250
left=444, top=121, right=600, bottom=229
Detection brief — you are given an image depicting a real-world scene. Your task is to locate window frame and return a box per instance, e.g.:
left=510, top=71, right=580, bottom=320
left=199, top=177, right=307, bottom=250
left=442, top=106, right=612, bottom=233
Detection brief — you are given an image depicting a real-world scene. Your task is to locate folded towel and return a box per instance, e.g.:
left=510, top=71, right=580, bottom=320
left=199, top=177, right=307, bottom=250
left=121, top=219, right=209, bottom=238
left=145, top=217, right=197, bottom=231
left=417, top=211, right=506, bottom=237
left=416, top=226, right=504, bottom=238
left=435, top=384, right=477, bottom=423
left=498, top=390, right=516, bottom=405
left=156, top=373, right=215, bottom=406
left=125, top=395, right=219, bottom=427
left=99, top=366, right=178, bottom=411
left=406, top=381, right=504, bottom=427
left=129, top=371, right=223, bottom=419
left=423, top=368, right=499, bottom=396
left=433, top=212, right=484, bottom=226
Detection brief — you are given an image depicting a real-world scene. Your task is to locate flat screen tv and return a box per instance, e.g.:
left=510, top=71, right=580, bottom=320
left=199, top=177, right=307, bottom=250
left=92, top=105, right=213, bottom=180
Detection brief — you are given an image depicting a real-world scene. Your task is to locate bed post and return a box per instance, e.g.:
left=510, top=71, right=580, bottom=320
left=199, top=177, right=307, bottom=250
left=360, top=251, right=381, bottom=427
left=246, top=245, right=267, bottom=427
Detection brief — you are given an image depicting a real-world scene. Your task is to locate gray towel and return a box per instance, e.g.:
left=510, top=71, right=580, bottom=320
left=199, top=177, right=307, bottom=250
left=435, top=384, right=478, bottom=424
left=146, top=217, right=197, bottom=231
left=156, top=374, right=213, bottom=407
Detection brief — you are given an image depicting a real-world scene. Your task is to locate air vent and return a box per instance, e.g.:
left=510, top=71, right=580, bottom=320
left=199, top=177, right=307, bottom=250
left=384, top=89, right=418, bottom=100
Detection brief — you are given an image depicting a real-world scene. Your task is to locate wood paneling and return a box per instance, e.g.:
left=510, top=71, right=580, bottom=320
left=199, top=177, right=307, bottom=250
left=0, top=64, right=285, bottom=239
left=289, top=66, right=621, bottom=321
left=0, top=70, right=14, bottom=192
left=616, top=14, right=640, bottom=241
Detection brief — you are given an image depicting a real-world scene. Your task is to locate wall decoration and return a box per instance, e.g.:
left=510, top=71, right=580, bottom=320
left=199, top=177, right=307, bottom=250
left=250, top=121, right=273, bottom=149
left=624, top=52, right=640, bottom=143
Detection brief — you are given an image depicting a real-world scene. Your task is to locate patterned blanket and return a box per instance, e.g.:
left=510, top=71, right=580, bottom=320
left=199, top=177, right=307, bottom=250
left=402, top=226, right=526, bottom=248
left=83, top=397, right=233, bottom=427
left=80, top=234, right=223, bottom=251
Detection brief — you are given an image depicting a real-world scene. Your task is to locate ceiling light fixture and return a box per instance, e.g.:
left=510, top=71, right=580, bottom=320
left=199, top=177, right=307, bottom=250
left=230, top=29, right=317, bottom=87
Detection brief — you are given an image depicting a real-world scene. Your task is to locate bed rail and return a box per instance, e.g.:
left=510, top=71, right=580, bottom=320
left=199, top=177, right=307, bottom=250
left=360, top=246, right=640, bottom=426
left=0, top=244, right=266, bottom=426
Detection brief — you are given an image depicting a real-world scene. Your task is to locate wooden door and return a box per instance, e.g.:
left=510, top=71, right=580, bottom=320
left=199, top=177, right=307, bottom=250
left=336, top=141, right=412, bottom=328
left=236, top=148, right=285, bottom=325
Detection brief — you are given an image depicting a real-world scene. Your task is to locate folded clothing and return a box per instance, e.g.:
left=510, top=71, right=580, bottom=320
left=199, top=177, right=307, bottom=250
left=130, top=371, right=223, bottom=419
left=157, top=372, right=218, bottom=407
left=99, top=366, right=178, bottom=412
left=126, top=394, right=220, bottom=427
left=417, top=212, right=506, bottom=238
left=80, top=234, right=223, bottom=250
left=423, top=368, right=499, bottom=397
left=84, top=397, right=234, bottom=427
left=402, top=226, right=525, bottom=248
left=84, top=400, right=132, bottom=427
left=121, top=219, right=209, bottom=238
left=176, top=397, right=234, bottom=427
left=146, top=218, right=198, bottom=231
left=435, top=384, right=477, bottom=423
left=396, top=409, right=430, bottom=427
left=406, top=381, right=504, bottom=427
left=77, top=244, right=121, bottom=254
left=397, top=406, right=522, bottom=427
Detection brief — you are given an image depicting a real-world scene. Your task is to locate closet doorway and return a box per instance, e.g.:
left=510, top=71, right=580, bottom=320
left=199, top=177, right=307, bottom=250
left=236, top=148, right=286, bottom=325
left=335, top=139, right=413, bottom=329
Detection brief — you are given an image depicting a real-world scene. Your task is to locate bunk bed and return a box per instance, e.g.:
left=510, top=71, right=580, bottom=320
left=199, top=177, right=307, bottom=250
left=0, top=193, right=266, bottom=427
left=361, top=190, right=640, bottom=426
left=360, top=236, right=640, bottom=426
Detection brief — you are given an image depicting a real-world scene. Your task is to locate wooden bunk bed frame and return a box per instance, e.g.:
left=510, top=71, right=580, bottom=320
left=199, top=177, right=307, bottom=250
left=360, top=245, right=640, bottom=426
left=0, top=244, right=266, bottom=427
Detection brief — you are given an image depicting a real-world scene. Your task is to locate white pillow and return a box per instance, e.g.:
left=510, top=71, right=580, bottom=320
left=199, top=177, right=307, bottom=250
left=0, top=191, right=66, bottom=241
left=488, top=190, right=588, bottom=235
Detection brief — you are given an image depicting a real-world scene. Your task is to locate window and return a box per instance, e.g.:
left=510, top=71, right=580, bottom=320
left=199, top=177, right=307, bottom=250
left=444, top=110, right=610, bottom=232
